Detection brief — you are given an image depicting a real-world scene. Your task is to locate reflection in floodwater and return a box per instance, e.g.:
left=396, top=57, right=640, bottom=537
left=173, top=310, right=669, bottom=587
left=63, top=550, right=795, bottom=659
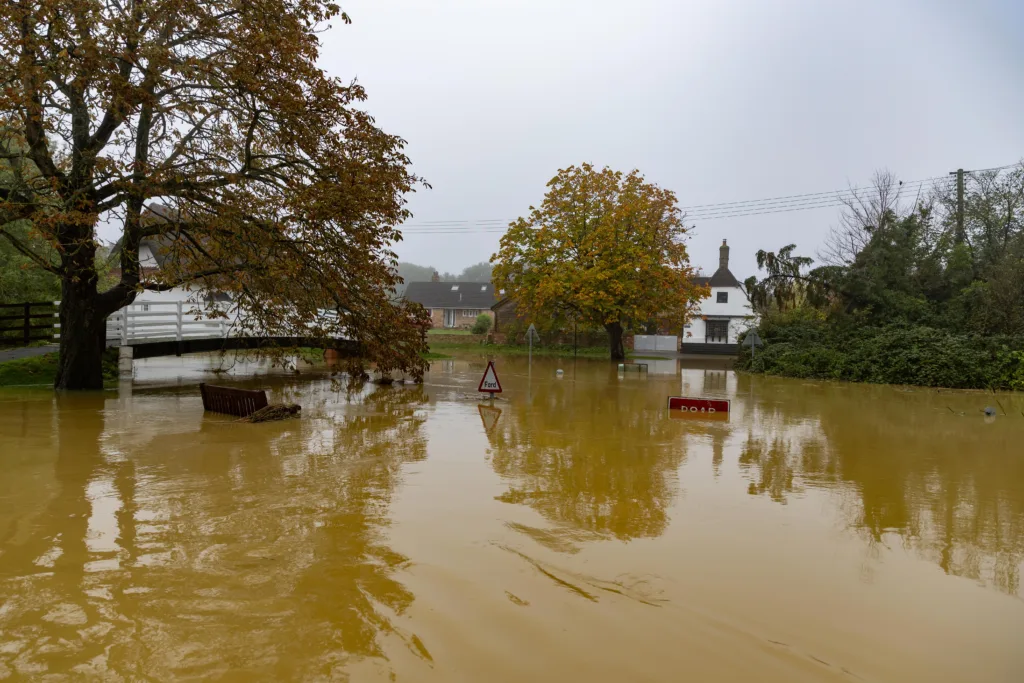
left=0, top=382, right=429, bottom=679
left=484, top=367, right=687, bottom=544
left=482, top=361, right=1024, bottom=598
left=735, top=375, right=1024, bottom=596
left=1, top=356, right=1023, bottom=680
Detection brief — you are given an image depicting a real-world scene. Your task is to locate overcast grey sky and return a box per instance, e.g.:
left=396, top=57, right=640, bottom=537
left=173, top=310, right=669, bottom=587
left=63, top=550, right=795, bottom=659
left=322, top=0, right=1023, bottom=279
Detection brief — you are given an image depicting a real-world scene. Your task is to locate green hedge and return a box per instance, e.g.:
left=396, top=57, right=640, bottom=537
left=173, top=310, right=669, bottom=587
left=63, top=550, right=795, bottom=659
left=739, top=316, right=1024, bottom=390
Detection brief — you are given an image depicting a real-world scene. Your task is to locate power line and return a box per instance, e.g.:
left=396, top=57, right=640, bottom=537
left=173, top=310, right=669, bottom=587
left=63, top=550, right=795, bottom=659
left=396, top=180, right=941, bottom=229
left=686, top=182, right=935, bottom=219
left=676, top=176, right=945, bottom=211
left=396, top=179, right=940, bottom=230
left=393, top=162, right=1016, bottom=234
left=968, top=163, right=1019, bottom=174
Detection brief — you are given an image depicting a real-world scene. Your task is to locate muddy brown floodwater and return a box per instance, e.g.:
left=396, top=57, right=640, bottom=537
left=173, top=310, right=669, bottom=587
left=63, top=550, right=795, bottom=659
left=1, top=353, right=1023, bottom=681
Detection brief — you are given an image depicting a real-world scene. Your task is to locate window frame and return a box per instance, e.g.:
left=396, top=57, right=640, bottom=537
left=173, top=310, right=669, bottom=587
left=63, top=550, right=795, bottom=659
left=706, top=319, right=729, bottom=342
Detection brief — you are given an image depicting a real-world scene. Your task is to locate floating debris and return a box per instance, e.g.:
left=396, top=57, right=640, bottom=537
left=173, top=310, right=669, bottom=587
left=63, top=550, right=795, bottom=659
left=238, top=404, right=302, bottom=423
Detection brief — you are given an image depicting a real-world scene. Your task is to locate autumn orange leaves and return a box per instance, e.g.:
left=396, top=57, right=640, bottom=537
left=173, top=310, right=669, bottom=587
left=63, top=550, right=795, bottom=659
left=491, top=164, right=708, bottom=360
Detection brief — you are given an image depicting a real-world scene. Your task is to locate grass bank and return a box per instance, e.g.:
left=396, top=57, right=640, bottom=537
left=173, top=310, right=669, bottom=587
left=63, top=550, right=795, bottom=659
left=427, top=328, right=472, bottom=336
left=428, top=339, right=614, bottom=359
left=0, top=350, right=118, bottom=387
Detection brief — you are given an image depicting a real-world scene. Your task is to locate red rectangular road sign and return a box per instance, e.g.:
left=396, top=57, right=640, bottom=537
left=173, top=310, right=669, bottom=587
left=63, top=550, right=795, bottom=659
left=667, top=396, right=730, bottom=414
left=669, top=409, right=729, bottom=421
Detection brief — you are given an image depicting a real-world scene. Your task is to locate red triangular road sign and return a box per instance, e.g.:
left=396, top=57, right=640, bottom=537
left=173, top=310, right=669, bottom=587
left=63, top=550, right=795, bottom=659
left=478, top=360, right=502, bottom=393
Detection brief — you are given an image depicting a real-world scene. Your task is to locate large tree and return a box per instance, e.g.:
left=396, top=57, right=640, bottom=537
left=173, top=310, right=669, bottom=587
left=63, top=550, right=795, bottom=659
left=491, top=164, right=706, bottom=359
left=0, top=0, right=428, bottom=389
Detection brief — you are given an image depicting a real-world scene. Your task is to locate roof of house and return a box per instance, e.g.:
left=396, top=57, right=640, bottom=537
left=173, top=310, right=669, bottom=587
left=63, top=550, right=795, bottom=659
left=694, top=267, right=742, bottom=288
left=404, top=281, right=497, bottom=309
left=107, top=204, right=186, bottom=270
left=490, top=296, right=515, bottom=311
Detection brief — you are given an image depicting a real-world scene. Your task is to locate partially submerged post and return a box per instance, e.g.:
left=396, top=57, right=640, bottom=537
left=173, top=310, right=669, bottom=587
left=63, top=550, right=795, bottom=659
left=118, top=346, right=134, bottom=379
left=526, top=323, right=539, bottom=365
left=742, top=329, right=763, bottom=358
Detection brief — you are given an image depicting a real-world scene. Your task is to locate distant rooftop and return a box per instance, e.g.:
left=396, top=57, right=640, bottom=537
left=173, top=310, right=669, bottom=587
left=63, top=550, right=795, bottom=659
left=404, top=281, right=497, bottom=308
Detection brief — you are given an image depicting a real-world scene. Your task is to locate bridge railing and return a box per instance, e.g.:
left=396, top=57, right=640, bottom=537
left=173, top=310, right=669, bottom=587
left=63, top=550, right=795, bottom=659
left=106, top=301, right=237, bottom=345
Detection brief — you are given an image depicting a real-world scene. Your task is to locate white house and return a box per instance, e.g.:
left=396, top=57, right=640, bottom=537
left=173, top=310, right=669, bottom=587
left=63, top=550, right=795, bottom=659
left=681, top=239, right=752, bottom=353
left=107, top=210, right=237, bottom=342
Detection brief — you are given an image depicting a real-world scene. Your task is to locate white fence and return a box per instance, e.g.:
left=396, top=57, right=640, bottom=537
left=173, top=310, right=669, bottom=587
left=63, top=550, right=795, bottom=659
left=106, top=301, right=236, bottom=345
left=40, top=299, right=346, bottom=347
left=634, top=335, right=679, bottom=353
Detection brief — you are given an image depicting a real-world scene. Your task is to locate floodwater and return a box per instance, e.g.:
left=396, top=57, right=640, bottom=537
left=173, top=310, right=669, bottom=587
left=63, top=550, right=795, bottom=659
left=1, top=354, right=1023, bottom=682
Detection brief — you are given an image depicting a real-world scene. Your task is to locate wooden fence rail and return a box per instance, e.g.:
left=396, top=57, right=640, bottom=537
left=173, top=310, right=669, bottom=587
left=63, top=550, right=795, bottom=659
left=0, top=302, right=59, bottom=347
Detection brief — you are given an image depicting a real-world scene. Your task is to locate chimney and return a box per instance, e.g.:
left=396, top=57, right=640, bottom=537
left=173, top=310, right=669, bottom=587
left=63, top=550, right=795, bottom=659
left=431, top=271, right=440, bottom=282
left=719, top=239, right=729, bottom=270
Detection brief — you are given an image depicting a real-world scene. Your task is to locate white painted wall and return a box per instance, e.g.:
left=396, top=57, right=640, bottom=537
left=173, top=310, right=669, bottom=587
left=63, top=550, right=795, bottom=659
left=682, top=285, right=753, bottom=345
left=133, top=286, right=195, bottom=304
left=635, top=335, right=679, bottom=352
left=138, top=243, right=159, bottom=269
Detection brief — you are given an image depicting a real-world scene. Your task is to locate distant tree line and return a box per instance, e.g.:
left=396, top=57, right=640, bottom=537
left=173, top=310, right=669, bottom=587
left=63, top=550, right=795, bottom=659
left=741, top=164, right=1024, bottom=390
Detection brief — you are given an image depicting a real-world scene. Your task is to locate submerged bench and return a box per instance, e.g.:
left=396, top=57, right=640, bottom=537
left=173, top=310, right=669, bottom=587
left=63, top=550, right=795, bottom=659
left=199, top=382, right=268, bottom=417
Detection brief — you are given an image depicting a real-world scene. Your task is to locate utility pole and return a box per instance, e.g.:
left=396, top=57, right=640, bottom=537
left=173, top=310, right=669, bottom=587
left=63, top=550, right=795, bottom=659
left=950, top=168, right=965, bottom=244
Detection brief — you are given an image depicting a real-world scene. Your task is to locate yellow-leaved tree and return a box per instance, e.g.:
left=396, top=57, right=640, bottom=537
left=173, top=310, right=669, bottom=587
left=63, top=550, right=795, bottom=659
left=491, top=164, right=707, bottom=360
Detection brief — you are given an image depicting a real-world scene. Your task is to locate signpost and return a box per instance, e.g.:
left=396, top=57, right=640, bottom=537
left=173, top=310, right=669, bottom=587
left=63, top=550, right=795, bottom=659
left=478, top=360, right=502, bottom=398
left=667, top=396, right=730, bottom=414
left=742, top=329, right=763, bottom=358
left=526, top=323, right=539, bottom=364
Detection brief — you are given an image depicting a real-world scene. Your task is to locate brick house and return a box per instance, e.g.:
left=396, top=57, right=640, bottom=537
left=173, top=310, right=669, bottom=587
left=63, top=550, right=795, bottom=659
left=404, top=280, right=497, bottom=329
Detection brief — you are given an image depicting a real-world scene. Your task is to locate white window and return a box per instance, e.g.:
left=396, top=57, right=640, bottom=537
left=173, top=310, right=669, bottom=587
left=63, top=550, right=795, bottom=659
left=141, top=303, right=150, bottom=312
left=451, top=285, right=459, bottom=291
left=481, top=285, right=487, bottom=291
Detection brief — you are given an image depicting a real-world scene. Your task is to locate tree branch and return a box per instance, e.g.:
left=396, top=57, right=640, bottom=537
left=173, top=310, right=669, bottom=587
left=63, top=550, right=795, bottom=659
left=141, top=265, right=254, bottom=291
left=0, top=226, right=61, bottom=275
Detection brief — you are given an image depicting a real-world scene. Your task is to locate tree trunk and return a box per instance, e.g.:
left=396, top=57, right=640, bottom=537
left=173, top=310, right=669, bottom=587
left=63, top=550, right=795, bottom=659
left=54, top=264, right=107, bottom=391
left=605, top=321, right=626, bottom=361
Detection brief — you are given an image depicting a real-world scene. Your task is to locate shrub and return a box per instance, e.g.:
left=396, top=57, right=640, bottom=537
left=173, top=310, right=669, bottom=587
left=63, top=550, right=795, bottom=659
left=740, top=315, right=1024, bottom=390
left=997, top=349, right=1024, bottom=391
left=471, top=313, right=493, bottom=335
